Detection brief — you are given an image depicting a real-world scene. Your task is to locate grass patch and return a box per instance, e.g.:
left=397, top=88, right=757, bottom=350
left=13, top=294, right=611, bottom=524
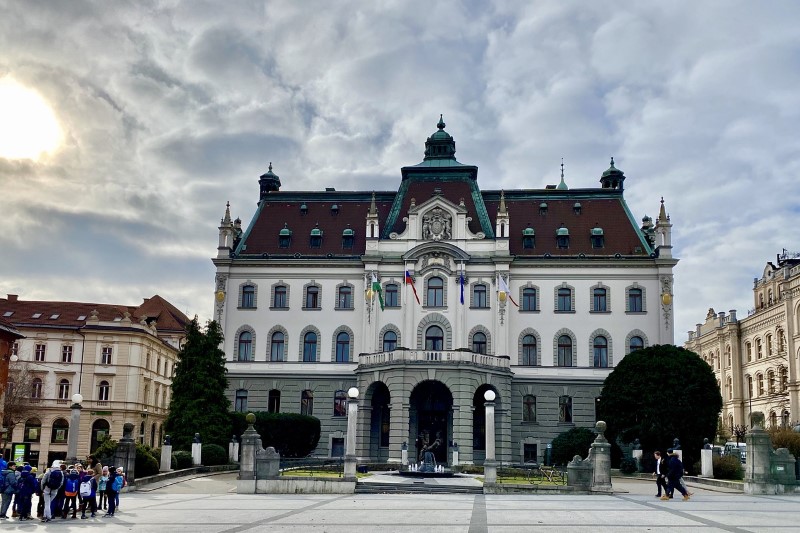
left=280, top=470, right=371, bottom=479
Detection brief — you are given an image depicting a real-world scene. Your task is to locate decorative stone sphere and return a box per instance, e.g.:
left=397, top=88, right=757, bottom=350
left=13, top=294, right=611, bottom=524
left=246, top=412, right=256, bottom=425
left=595, top=421, right=607, bottom=434
left=484, top=389, right=496, bottom=402
left=348, top=387, right=359, bottom=399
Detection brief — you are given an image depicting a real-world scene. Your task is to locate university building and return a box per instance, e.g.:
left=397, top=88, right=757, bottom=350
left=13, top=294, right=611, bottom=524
left=213, top=117, right=678, bottom=465
left=685, top=252, right=800, bottom=431
left=0, top=294, right=189, bottom=468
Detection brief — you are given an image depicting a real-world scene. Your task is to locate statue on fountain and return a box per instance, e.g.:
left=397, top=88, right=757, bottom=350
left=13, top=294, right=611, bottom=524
left=416, top=431, right=444, bottom=473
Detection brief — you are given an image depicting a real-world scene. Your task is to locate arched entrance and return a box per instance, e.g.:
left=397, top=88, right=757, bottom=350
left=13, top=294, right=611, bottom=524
left=472, top=383, right=500, bottom=463
left=366, top=382, right=391, bottom=462
left=90, top=419, right=110, bottom=452
left=409, top=380, right=453, bottom=465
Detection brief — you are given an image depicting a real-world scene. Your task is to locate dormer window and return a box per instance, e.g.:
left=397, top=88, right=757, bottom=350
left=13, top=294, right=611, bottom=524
left=556, top=226, right=570, bottom=249
left=539, top=202, right=548, bottom=215
left=591, top=227, right=604, bottom=248
left=278, top=223, right=292, bottom=248
left=330, top=204, right=339, bottom=215
left=342, top=226, right=354, bottom=249
left=522, top=226, right=535, bottom=249
left=300, top=203, right=308, bottom=215
left=573, top=202, right=582, bottom=215
left=309, top=225, right=323, bottom=248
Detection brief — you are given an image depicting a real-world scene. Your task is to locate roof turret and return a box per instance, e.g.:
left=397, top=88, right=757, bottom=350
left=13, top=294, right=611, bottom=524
left=600, top=157, right=625, bottom=190
left=259, top=162, right=281, bottom=200
left=422, top=114, right=458, bottom=163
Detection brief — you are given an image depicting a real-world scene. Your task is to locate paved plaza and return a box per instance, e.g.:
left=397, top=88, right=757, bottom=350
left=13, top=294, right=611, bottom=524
left=4, top=472, right=799, bottom=532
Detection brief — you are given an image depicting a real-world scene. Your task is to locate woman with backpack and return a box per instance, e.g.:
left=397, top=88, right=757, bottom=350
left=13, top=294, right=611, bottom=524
left=79, top=467, right=97, bottom=519
left=61, top=468, right=81, bottom=519
left=97, top=466, right=109, bottom=510
left=39, top=463, right=63, bottom=523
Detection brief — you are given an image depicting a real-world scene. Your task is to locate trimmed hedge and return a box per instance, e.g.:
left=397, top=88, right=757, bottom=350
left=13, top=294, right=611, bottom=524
left=713, top=455, right=744, bottom=480
left=232, top=412, right=320, bottom=458
left=202, top=443, right=228, bottom=466
left=172, top=450, right=193, bottom=470
left=551, top=427, right=596, bottom=466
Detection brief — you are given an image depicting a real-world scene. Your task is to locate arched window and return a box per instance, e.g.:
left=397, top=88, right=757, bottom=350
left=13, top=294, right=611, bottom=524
left=91, top=419, right=110, bottom=452
left=472, top=332, right=487, bottom=354
left=522, top=288, right=537, bottom=311
left=522, top=335, right=537, bottom=366
left=427, top=277, right=444, bottom=307
left=238, top=331, right=253, bottom=361
left=234, top=389, right=248, bottom=412
left=270, top=331, right=285, bottom=362
left=57, top=379, right=70, bottom=401
left=559, top=395, right=573, bottom=423
left=770, top=411, right=777, bottom=428
left=629, top=336, right=644, bottom=352
left=425, top=326, right=444, bottom=351
left=303, top=331, right=317, bottom=362
left=747, top=375, right=753, bottom=398
left=383, top=331, right=398, bottom=352
left=782, top=410, right=790, bottom=428
left=23, top=418, right=41, bottom=442
left=593, top=336, right=608, bottom=367
left=726, top=376, right=733, bottom=400
left=522, top=395, right=536, bottom=422
left=768, top=371, right=776, bottom=393
left=51, top=418, right=69, bottom=444
left=31, top=378, right=43, bottom=400
left=557, top=335, right=573, bottom=367
left=268, top=389, right=280, bottom=413
left=335, top=332, right=350, bottom=362
left=757, top=373, right=764, bottom=396
left=98, top=380, right=110, bottom=402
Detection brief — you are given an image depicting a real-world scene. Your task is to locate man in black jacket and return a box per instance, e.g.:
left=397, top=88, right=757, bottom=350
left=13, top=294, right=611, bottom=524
left=661, top=449, right=690, bottom=501
left=653, top=451, right=669, bottom=498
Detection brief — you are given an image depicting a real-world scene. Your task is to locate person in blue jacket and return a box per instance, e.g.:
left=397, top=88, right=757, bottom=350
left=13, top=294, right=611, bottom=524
left=15, top=465, right=37, bottom=520
left=0, top=462, right=18, bottom=519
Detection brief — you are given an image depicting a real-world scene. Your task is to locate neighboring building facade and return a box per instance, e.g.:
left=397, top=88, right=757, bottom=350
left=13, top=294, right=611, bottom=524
left=685, top=253, right=800, bottom=431
left=214, top=118, right=678, bottom=465
left=0, top=316, right=24, bottom=422
left=0, top=294, right=189, bottom=468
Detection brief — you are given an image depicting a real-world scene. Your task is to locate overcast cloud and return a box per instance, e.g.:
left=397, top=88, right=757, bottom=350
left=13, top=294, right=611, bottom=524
left=1, top=0, right=799, bottom=342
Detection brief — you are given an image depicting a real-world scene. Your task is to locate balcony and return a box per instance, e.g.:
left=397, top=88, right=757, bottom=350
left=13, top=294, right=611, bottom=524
left=358, top=349, right=511, bottom=371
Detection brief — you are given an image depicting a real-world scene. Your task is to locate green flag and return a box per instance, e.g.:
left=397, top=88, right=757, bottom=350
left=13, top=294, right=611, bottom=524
left=372, top=273, right=384, bottom=310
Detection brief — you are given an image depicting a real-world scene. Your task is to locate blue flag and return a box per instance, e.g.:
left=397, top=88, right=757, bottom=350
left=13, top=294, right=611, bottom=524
left=460, top=272, right=465, bottom=304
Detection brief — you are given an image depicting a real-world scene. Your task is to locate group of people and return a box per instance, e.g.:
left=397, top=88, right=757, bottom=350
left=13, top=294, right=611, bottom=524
left=653, top=448, right=692, bottom=501
left=0, top=455, right=127, bottom=522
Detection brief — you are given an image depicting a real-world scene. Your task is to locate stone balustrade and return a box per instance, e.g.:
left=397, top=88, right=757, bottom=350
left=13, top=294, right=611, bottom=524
left=358, top=349, right=511, bottom=370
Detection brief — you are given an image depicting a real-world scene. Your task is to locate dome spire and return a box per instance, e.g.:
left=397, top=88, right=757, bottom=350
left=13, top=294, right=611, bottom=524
left=600, top=156, right=625, bottom=190
left=423, top=114, right=457, bottom=162
left=259, top=161, right=282, bottom=200
left=557, top=158, right=568, bottom=190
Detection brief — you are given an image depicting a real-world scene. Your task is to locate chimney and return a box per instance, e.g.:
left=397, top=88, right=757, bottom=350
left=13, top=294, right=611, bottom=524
left=7, top=294, right=18, bottom=302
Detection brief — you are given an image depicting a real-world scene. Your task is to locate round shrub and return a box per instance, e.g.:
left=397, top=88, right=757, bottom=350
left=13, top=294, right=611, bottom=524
left=551, top=427, right=596, bottom=466
left=93, top=438, right=118, bottom=465
left=172, top=450, right=193, bottom=470
left=619, top=457, right=638, bottom=474
left=136, top=451, right=160, bottom=477
left=713, top=455, right=743, bottom=480
left=201, top=443, right=228, bottom=466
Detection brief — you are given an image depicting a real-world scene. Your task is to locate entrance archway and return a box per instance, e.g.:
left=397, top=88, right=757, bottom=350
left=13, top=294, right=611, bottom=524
left=366, top=382, right=391, bottom=462
left=409, top=380, right=453, bottom=465
left=90, top=419, right=110, bottom=452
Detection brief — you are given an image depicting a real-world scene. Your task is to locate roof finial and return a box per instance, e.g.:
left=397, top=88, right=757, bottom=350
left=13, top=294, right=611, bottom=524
left=369, top=191, right=377, bottom=215
left=222, top=201, right=232, bottom=224
left=557, top=159, right=568, bottom=190
left=659, top=197, right=668, bottom=221
left=437, top=114, right=445, bottom=130
left=561, top=158, right=565, bottom=179
left=268, top=162, right=273, bottom=172
left=499, top=190, right=507, bottom=214
left=610, top=157, right=615, bottom=167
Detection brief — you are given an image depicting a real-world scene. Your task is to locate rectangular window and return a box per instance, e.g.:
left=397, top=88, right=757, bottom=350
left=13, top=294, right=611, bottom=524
left=628, top=289, right=643, bottom=312
left=241, top=286, right=255, bottom=308
left=522, top=395, right=536, bottom=423
left=301, top=390, right=314, bottom=416
left=34, top=344, right=46, bottom=362
left=61, top=345, right=73, bottom=363
left=337, top=286, right=352, bottom=309
left=593, top=288, right=607, bottom=312
left=473, top=285, right=487, bottom=308
left=522, top=288, right=537, bottom=311
left=559, top=396, right=573, bottom=423
left=385, top=284, right=399, bottom=307
left=11, top=342, right=18, bottom=356
left=557, top=288, right=572, bottom=312
left=268, top=390, right=281, bottom=413
left=333, top=390, right=347, bottom=417
left=234, top=390, right=248, bottom=413
left=102, top=347, right=113, bottom=365
left=524, top=443, right=538, bottom=463
left=273, top=286, right=288, bottom=308
left=305, top=287, right=320, bottom=309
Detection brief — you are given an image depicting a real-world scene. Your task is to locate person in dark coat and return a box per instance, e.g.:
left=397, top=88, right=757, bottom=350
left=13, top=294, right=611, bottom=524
left=104, top=466, right=118, bottom=517
left=15, top=466, right=37, bottom=520
left=0, top=462, right=18, bottom=519
left=652, top=451, right=669, bottom=498
left=661, top=449, right=690, bottom=501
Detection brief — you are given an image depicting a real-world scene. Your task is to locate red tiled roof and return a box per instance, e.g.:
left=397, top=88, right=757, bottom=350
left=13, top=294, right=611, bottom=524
left=0, top=295, right=190, bottom=332
left=483, top=191, right=649, bottom=256
left=239, top=192, right=394, bottom=256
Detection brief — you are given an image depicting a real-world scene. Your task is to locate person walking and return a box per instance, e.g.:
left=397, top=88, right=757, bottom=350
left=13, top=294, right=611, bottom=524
left=40, top=463, right=63, bottom=522
left=104, top=466, right=119, bottom=517
left=52, top=462, right=67, bottom=519
left=662, top=449, right=690, bottom=501
left=97, top=466, right=109, bottom=510
left=0, top=462, right=18, bottom=519
left=653, top=451, right=669, bottom=498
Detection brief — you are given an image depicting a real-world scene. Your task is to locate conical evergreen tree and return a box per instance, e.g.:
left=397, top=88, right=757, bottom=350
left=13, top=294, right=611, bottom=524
left=165, top=318, right=231, bottom=450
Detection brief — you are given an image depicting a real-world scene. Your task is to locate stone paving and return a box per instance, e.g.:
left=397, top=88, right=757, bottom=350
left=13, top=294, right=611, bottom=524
left=4, top=472, right=798, bottom=532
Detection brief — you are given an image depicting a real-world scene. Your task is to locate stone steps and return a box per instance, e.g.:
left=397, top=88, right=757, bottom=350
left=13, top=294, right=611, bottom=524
left=355, top=482, right=483, bottom=495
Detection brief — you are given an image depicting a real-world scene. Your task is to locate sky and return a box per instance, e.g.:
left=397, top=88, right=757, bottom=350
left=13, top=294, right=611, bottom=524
left=1, top=0, right=799, bottom=344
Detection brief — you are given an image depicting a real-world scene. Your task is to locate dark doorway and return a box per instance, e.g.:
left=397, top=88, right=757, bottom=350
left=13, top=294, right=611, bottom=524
left=409, top=380, right=453, bottom=465
left=368, top=382, right=391, bottom=462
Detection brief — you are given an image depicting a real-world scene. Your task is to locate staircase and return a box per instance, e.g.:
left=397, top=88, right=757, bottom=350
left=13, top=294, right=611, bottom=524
left=355, top=481, right=484, bottom=495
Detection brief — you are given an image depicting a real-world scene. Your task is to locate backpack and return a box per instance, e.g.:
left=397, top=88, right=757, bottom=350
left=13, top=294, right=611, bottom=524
left=79, top=479, right=92, bottom=497
left=0, top=473, right=6, bottom=493
left=111, top=474, right=124, bottom=492
left=64, top=475, right=79, bottom=497
left=46, top=469, right=63, bottom=490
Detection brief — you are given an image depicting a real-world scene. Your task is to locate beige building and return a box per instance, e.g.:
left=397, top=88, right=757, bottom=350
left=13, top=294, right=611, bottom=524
left=0, top=294, right=189, bottom=469
left=684, top=252, right=800, bottom=432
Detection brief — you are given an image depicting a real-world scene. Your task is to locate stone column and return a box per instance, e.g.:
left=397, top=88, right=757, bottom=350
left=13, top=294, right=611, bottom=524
left=590, top=421, right=612, bottom=493
left=388, top=395, right=409, bottom=464
left=700, top=438, right=713, bottom=477
left=191, top=433, right=202, bottom=466
left=238, top=413, right=261, bottom=493
left=160, top=435, right=173, bottom=472
left=745, top=412, right=774, bottom=494
left=344, top=387, right=359, bottom=480
left=65, top=395, right=83, bottom=464
left=483, top=390, right=497, bottom=484
left=113, top=423, right=137, bottom=482
left=452, top=403, right=473, bottom=464
left=401, top=441, right=408, bottom=467
left=451, top=443, right=459, bottom=468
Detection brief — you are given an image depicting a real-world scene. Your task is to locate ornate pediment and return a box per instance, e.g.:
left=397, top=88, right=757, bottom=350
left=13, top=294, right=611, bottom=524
left=422, top=206, right=452, bottom=241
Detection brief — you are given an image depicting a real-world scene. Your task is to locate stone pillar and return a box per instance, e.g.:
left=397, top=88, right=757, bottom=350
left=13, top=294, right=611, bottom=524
left=65, top=397, right=83, bottom=464
left=229, top=435, right=239, bottom=463
left=160, top=435, right=173, bottom=472
left=452, top=403, right=473, bottom=464
left=745, top=412, right=774, bottom=494
left=590, top=421, right=612, bottom=493
left=113, top=423, right=137, bottom=482
left=452, top=443, right=459, bottom=468
left=344, top=387, right=359, bottom=480
left=191, top=433, right=202, bottom=466
left=701, top=449, right=713, bottom=477
left=401, top=441, right=408, bottom=467
left=388, top=396, right=409, bottom=464
left=238, top=413, right=261, bottom=493
left=483, top=390, right=497, bottom=484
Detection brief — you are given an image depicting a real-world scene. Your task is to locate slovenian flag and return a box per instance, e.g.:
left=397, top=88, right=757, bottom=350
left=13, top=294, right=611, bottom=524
left=405, top=270, right=421, bottom=305
left=372, top=273, right=384, bottom=310
left=499, top=275, right=519, bottom=307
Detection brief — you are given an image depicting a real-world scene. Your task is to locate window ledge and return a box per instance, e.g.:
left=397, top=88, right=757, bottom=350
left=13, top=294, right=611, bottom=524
left=334, top=307, right=355, bottom=311
left=555, top=310, right=575, bottom=314
left=590, top=310, right=611, bottom=314
left=237, top=307, right=257, bottom=311
left=519, top=310, right=540, bottom=313
left=302, top=307, right=322, bottom=311
left=269, top=306, right=290, bottom=311
left=469, top=306, right=491, bottom=310
left=625, top=311, right=647, bottom=315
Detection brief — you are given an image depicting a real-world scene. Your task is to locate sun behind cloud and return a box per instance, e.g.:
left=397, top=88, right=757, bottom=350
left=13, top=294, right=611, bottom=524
left=0, top=76, right=63, bottom=160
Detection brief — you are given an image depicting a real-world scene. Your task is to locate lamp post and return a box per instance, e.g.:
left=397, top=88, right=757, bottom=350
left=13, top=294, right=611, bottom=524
left=483, top=389, right=497, bottom=484
left=344, top=386, right=359, bottom=480
left=66, top=392, right=83, bottom=464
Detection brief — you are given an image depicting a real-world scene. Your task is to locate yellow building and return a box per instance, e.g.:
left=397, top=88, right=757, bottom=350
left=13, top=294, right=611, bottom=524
left=0, top=294, right=189, bottom=469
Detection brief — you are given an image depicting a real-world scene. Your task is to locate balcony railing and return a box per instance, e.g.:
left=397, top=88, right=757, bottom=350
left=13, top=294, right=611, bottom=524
left=358, top=349, right=511, bottom=370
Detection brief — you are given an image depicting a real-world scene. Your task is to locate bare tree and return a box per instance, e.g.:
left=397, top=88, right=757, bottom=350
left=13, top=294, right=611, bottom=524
left=732, top=424, right=748, bottom=445
left=2, top=361, right=38, bottom=453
